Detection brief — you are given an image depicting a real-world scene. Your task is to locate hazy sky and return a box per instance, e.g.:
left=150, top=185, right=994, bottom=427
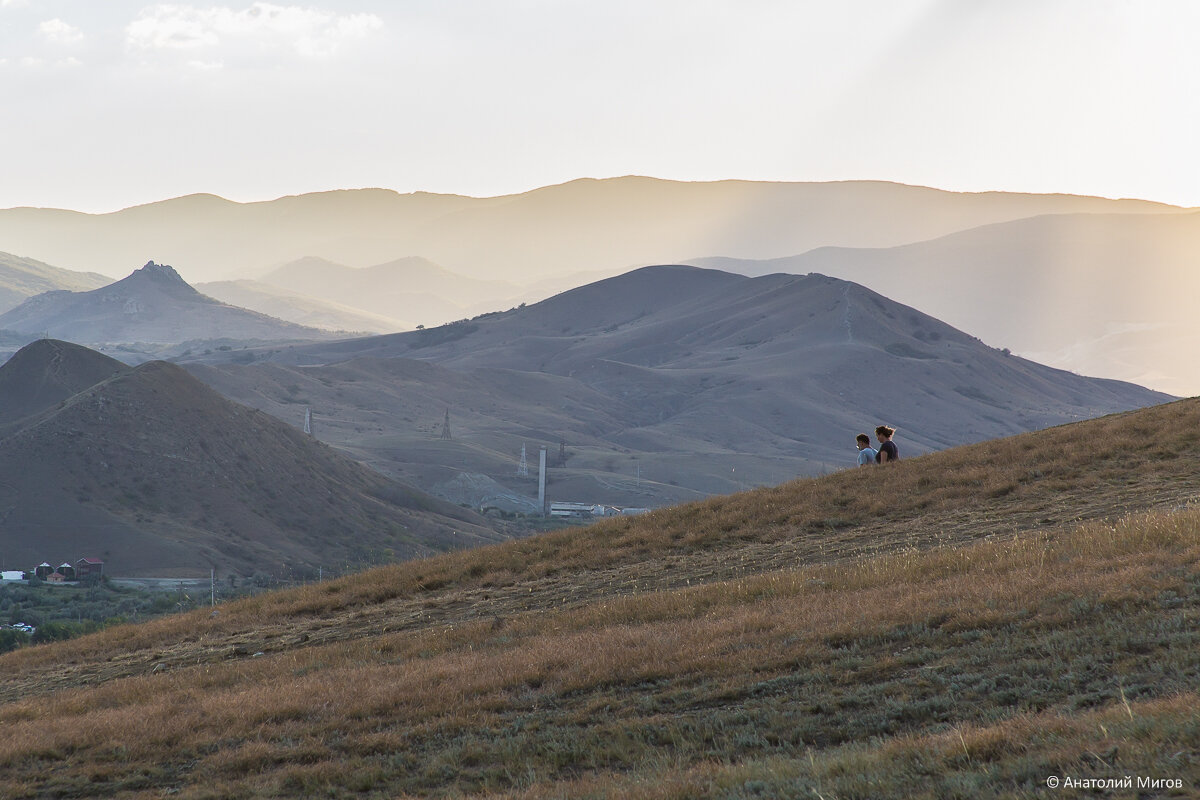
left=1, top=1, right=1197, bottom=212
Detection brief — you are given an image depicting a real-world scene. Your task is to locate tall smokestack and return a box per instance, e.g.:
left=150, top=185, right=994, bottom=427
left=538, top=447, right=547, bottom=515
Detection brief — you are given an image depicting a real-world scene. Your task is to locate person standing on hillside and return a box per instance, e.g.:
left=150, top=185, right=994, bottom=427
left=875, top=425, right=899, bottom=463
left=855, top=433, right=877, bottom=467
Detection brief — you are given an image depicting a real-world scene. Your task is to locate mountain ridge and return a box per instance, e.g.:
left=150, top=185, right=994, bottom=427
left=0, top=178, right=1186, bottom=284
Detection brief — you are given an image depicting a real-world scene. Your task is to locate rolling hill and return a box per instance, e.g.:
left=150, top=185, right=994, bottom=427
left=0, top=251, right=112, bottom=314
left=183, top=265, right=1170, bottom=509
left=0, top=340, right=504, bottom=577
left=0, top=338, right=130, bottom=428
left=0, top=392, right=1197, bottom=797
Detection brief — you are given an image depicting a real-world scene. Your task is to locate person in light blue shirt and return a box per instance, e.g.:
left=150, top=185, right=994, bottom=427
left=855, top=433, right=877, bottom=467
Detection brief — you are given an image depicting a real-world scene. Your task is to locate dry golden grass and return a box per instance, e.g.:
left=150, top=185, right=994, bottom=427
left=1, top=504, right=1197, bottom=797
left=487, top=690, right=1200, bottom=800
left=2, top=398, right=1200, bottom=797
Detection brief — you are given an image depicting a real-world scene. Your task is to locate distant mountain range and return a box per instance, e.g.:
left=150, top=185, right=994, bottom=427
left=183, top=265, right=1170, bottom=509
left=0, top=339, right=504, bottom=577
left=0, top=179, right=1183, bottom=285
left=1, top=177, right=1195, bottom=393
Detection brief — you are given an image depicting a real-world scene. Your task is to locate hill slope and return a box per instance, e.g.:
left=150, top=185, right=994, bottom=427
left=0, top=251, right=111, bottom=314
left=0, top=338, right=130, bottom=428
left=185, top=266, right=1170, bottom=507
left=0, top=341, right=503, bottom=577
left=0, top=397, right=1198, bottom=797
left=0, top=262, right=337, bottom=346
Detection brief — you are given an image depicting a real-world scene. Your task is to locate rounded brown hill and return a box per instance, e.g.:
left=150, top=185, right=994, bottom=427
left=0, top=339, right=130, bottom=427
left=0, top=343, right=501, bottom=577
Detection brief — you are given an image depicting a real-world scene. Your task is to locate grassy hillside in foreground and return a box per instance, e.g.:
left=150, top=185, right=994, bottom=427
left=0, top=398, right=1199, bottom=798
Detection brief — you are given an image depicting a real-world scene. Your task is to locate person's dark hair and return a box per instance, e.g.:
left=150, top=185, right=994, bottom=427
left=875, top=425, right=895, bottom=438
left=856, top=433, right=870, bottom=445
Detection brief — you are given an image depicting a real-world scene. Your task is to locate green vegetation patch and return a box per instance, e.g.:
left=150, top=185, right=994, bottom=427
left=0, top=579, right=192, bottom=653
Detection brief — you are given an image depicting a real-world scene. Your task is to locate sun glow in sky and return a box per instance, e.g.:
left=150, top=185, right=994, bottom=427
left=1, top=0, right=1197, bottom=212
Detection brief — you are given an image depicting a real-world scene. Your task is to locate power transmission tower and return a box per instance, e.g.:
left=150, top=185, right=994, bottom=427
left=517, top=443, right=529, bottom=476
left=440, top=408, right=452, bottom=440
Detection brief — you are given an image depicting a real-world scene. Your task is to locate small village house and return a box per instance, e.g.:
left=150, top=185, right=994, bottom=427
left=75, top=558, right=104, bottom=581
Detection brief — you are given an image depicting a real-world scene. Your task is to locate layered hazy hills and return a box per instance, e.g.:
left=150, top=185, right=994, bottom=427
left=695, top=209, right=1200, bottom=396
left=184, top=265, right=1169, bottom=507
left=194, top=279, right=409, bottom=335
left=0, top=178, right=1184, bottom=285
left=3, top=178, right=1195, bottom=392
left=0, top=250, right=111, bottom=313
left=231, top=255, right=521, bottom=328
left=0, top=339, right=502, bottom=577
left=0, top=261, right=339, bottom=347
left=195, top=256, right=534, bottom=334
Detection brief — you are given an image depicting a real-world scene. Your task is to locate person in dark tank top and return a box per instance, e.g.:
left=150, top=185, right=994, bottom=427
left=875, top=425, right=899, bottom=463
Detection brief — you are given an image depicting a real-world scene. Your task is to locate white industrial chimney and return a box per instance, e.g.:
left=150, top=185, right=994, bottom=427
left=538, top=446, right=547, bottom=515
